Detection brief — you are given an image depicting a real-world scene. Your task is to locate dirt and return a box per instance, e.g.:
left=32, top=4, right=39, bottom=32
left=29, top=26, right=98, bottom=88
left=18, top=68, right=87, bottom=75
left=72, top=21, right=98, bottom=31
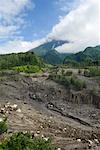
left=0, top=73, right=100, bottom=150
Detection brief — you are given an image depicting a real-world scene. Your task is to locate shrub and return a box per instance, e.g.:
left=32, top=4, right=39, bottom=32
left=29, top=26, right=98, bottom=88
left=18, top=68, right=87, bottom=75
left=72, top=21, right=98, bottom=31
left=0, top=132, right=55, bottom=150
left=0, top=118, right=8, bottom=135
left=84, top=67, right=100, bottom=77
left=13, top=65, right=42, bottom=73
left=89, top=67, right=100, bottom=77
left=84, top=69, right=90, bottom=77
left=49, top=71, right=86, bottom=90
left=65, top=71, right=73, bottom=76
left=71, top=77, right=86, bottom=90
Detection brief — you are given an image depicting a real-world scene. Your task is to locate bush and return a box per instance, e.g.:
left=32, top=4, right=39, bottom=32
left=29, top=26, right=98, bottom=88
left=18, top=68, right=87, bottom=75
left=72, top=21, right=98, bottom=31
left=0, top=118, right=8, bottom=135
left=84, top=67, right=100, bottom=77
left=65, top=71, right=73, bottom=76
left=13, top=65, right=42, bottom=73
left=0, top=132, right=55, bottom=150
left=71, top=77, right=86, bottom=90
left=89, top=67, right=100, bottom=77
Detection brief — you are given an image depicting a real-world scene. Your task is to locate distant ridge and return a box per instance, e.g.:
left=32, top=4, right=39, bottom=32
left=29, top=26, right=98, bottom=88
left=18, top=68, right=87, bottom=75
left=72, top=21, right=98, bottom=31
left=64, top=46, right=100, bottom=64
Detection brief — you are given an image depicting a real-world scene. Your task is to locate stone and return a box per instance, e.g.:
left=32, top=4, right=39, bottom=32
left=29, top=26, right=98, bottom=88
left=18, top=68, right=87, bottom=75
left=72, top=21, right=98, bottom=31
left=88, top=140, right=93, bottom=145
left=16, top=108, right=21, bottom=113
left=0, top=118, right=3, bottom=122
left=37, top=130, right=40, bottom=134
left=57, top=148, right=61, bottom=150
left=43, top=137, right=49, bottom=141
left=34, top=133, right=38, bottom=137
left=77, top=139, right=81, bottom=142
left=94, top=139, right=99, bottom=144
left=41, top=134, right=44, bottom=138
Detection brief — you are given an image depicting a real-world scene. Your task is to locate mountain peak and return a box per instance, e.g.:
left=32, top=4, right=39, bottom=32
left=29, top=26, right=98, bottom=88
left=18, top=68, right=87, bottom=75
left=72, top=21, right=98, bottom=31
left=30, top=39, right=68, bottom=56
left=29, top=39, right=69, bottom=64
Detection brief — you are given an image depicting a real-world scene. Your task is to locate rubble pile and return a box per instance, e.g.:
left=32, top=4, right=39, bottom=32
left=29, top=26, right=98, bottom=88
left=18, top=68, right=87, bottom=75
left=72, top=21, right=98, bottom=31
left=0, top=102, right=21, bottom=116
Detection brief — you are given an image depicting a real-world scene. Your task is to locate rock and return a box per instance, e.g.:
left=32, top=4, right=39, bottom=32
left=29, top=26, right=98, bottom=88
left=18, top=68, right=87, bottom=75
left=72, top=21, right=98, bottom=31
left=6, top=102, right=10, bottom=105
left=23, top=131, right=27, bottom=134
left=63, top=128, right=67, bottom=132
left=77, top=139, right=81, bottom=142
left=16, top=108, right=21, bottom=113
left=49, top=116, right=53, bottom=119
left=94, top=139, right=99, bottom=144
left=41, top=134, right=44, bottom=138
left=0, top=118, right=3, bottom=122
left=88, top=140, right=93, bottom=145
left=88, top=140, right=93, bottom=149
left=6, top=111, right=9, bottom=114
left=57, top=148, right=61, bottom=150
left=40, top=125, right=43, bottom=129
left=44, top=94, right=48, bottom=97
left=43, top=137, right=49, bottom=141
left=0, top=108, right=5, bottom=114
left=12, top=104, right=18, bottom=110
left=34, top=133, right=38, bottom=137
left=48, top=120, right=51, bottom=123
left=37, top=130, right=40, bottom=134
left=61, top=107, right=64, bottom=111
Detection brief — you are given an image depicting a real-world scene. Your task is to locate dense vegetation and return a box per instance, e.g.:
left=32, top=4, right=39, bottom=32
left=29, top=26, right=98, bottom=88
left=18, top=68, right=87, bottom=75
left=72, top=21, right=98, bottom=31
left=0, top=52, right=44, bottom=73
left=0, top=133, right=55, bottom=150
left=0, top=119, right=55, bottom=150
left=64, top=46, right=100, bottom=67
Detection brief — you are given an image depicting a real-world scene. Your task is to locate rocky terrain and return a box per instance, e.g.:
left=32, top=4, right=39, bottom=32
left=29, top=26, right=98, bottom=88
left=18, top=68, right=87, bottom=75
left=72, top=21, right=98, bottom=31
left=0, top=72, right=100, bottom=150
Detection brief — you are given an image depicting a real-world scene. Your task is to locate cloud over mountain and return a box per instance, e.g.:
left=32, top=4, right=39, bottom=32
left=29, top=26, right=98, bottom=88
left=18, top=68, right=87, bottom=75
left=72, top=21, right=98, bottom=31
left=0, top=0, right=99, bottom=54
left=49, top=0, right=100, bottom=53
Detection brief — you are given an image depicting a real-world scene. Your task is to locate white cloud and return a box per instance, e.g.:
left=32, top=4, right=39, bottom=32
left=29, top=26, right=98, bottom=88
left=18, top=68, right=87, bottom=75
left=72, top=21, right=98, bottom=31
left=49, top=0, right=100, bottom=53
left=0, top=38, right=47, bottom=54
left=55, top=0, right=84, bottom=13
left=0, top=0, right=99, bottom=54
left=0, top=0, right=33, bottom=23
left=0, top=0, right=34, bottom=42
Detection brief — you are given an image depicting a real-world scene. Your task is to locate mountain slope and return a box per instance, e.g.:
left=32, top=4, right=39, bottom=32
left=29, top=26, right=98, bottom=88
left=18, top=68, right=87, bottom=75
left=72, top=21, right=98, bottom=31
left=64, top=46, right=100, bottom=64
left=43, top=50, right=62, bottom=64
left=30, top=40, right=69, bottom=64
left=0, top=52, right=44, bottom=70
left=30, top=40, right=68, bottom=56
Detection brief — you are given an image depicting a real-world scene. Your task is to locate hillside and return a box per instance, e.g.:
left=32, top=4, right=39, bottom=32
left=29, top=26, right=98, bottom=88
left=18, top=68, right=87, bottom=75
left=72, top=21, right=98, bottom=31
left=64, top=46, right=100, bottom=65
left=0, top=52, right=44, bottom=72
left=30, top=40, right=69, bottom=64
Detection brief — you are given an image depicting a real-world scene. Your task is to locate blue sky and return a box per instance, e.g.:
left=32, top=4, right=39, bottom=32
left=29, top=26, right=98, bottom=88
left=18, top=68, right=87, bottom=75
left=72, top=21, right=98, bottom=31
left=0, top=0, right=99, bottom=54
left=22, top=0, right=60, bottom=41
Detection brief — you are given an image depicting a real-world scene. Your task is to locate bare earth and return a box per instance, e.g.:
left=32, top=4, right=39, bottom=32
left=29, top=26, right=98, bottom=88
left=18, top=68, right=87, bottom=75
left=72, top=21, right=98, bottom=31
left=0, top=73, right=100, bottom=150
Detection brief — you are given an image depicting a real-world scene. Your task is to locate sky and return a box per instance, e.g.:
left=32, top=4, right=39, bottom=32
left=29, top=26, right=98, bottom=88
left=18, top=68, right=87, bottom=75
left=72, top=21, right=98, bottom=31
left=0, top=0, right=100, bottom=54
